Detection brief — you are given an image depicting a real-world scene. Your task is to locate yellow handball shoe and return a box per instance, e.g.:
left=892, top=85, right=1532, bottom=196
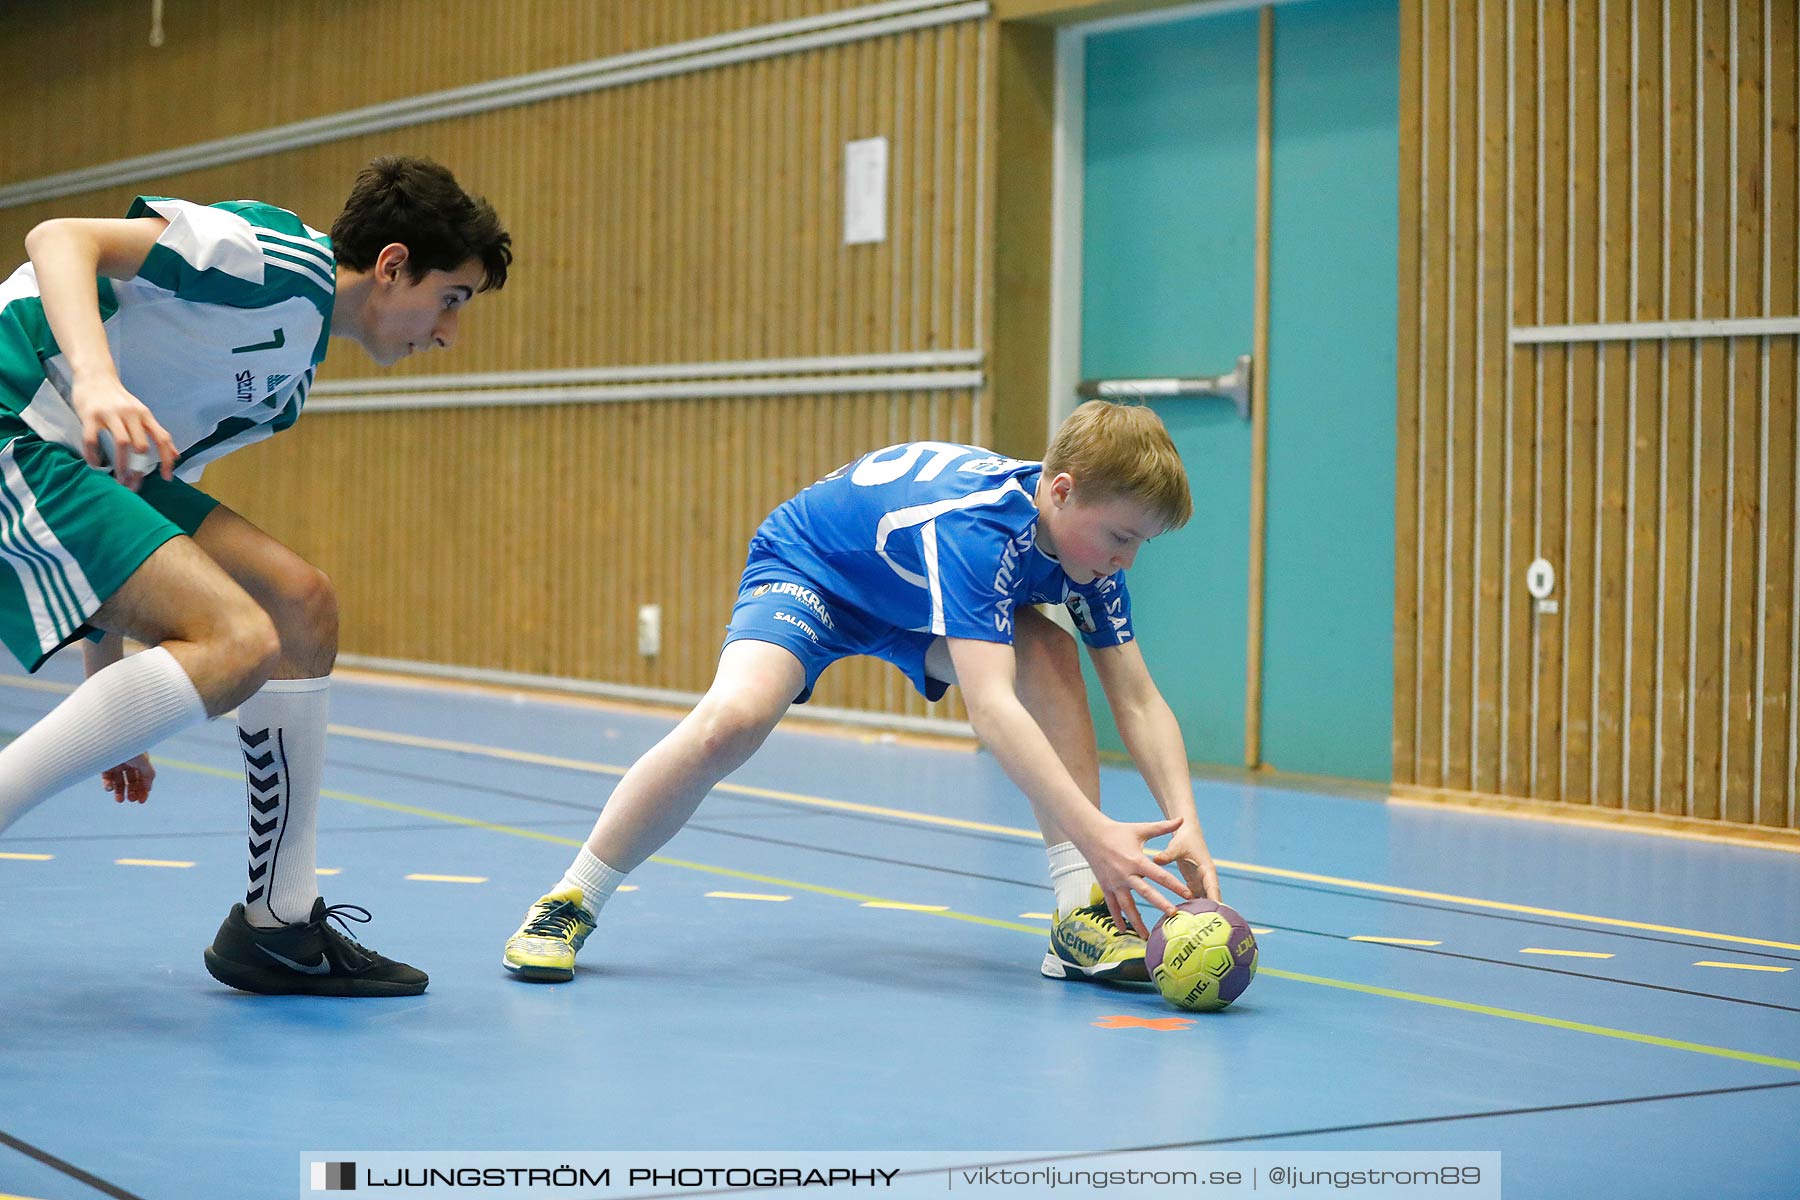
left=1041, top=885, right=1150, bottom=984
left=502, top=886, right=597, bottom=983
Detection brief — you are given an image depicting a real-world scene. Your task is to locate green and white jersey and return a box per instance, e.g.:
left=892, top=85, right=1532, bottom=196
left=0, top=195, right=333, bottom=482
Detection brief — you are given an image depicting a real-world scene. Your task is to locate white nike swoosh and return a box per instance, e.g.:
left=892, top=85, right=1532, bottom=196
left=258, top=945, right=331, bottom=975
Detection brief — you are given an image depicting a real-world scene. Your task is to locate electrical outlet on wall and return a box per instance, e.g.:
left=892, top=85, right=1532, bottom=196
left=637, top=604, right=661, bottom=657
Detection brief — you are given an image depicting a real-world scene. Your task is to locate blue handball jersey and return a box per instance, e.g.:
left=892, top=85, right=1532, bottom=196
left=743, top=441, right=1135, bottom=648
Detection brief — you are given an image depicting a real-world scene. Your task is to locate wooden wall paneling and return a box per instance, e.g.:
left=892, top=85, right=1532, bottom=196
left=1447, top=0, right=1480, bottom=789
left=1473, top=0, right=1510, bottom=795
left=1533, top=0, right=1571, bottom=803
left=1722, top=0, right=1767, bottom=823
left=1503, top=0, right=1541, bottom=795
left=1563, top=0, right=1601, bottom=805
left=1659, top=0, right=1698, bottom=816
left=1395, top=0, right=1423, bottom=785
left=1690, top=0, right=1732, bottom=820
left=1591, top=0, right=1634, bottom=809
left=1624, top=0, right=1665, bottom=811
left=0, top=6, right=992, bottom=724
left=1767, top=0, right=1800, bottom=828
left=1418, top=0, right=1451, bottom=787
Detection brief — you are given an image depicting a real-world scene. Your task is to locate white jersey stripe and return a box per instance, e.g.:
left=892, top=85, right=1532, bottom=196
left=0, top=441, right=99, bottom=651
left=872, top=477, right=1026, bottom=590
left=920, top=518, right=945, bottom=636
left=2, top=446, right=99, bottom=621
left=259, top=244, right=334, bottom=294
left=0, top=445, right=80, bottom=639
left=254, top=227, right=333, bottom=269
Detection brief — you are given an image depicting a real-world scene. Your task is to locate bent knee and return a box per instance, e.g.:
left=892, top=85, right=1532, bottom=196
left=277, top=562, right=339, bottom=648
left=222, top=603, right=283, bottom=686
left=691, top=697, right=778, bottom=763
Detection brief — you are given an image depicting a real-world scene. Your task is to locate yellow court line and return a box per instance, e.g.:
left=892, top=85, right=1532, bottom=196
left=1694, top=961, right=1791, bottom=973
left=316, top=868, right=342, bottom=876
left=4, top=675, right=1786, bottom=952
left=0, top=1192, right=51, bottom=1200
left=1018, top=912, right=1054, bottom=920
left=116, top=858, right=193, bottom=869
left=121, top=755, right=1800, bottom=1074
left=1228, top=862, right=1800, bottom=952
left=406, top=874, right=488, bottom=884
left=1521, top=948, right=1615, bottom=959
left=1264, top=969, right=1800, bottom=1072
left=325, top=725, right=1035, bottom=838
left=1350, top=936, right=1442, bottom=946
left=706, top=892, right=791, bottom=902
left=318, top=727, right=1800, bottom=951
left=148, top=742, right=1800, bottom=953
left=0, top=851, right=52, bottom=861
left=862, top=901, right=949, bottom=912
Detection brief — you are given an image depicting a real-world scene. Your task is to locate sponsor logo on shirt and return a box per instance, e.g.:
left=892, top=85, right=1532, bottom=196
left=751, top=582, right=838, bottom=630
left=991, top=526, right=1035, bottom=636
left=234, top=369, right=255, bottom=403
left=1066, top=593, right=1097, bottom=634
left=957, top=454, right=1030, bottom=476
left=266, top=373, right=291, bottom=393
left=773, top=609, right=820, bottom=643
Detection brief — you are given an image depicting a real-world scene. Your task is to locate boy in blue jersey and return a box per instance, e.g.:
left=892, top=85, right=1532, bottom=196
left=505, top=401, right=1221, bottom=986
left=0, top=157, right=511, bottom=996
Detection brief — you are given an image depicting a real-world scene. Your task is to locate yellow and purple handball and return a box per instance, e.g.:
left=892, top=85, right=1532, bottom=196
left=1145, top=898, right=1259, bottom=1012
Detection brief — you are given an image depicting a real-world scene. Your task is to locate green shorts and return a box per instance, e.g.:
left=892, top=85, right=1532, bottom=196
left=0, top=421, right=219, bottom=672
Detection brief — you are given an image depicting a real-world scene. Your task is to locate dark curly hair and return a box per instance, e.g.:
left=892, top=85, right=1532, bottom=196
left=331, top=156, right=511, bottom=291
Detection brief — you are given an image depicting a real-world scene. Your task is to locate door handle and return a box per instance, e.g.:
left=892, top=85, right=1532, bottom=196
left=1076, top=353, right=1253, bottom=420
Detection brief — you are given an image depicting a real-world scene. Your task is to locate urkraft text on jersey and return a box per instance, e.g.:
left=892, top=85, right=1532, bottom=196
left=751, top=582, right=837, bottom=630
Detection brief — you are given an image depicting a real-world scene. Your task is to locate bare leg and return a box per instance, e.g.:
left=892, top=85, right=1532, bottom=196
left=189, top=504, right=340, bottom=925
left=0, top=536, right=275, bottom=827
left=585, top=639, right=805, bottom=870
left=192, top=504, right=337, bottom=680
left=91, top=534, right=281, bottom=715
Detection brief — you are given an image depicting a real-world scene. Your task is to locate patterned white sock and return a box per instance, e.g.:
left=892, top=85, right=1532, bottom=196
left=1047, top=841, right=1099, bottom=916
left=237, top=676, right=329, bottom=928
left=0, top=647, right=205, bottom=837
left=558, top=846, right=627, bottom=916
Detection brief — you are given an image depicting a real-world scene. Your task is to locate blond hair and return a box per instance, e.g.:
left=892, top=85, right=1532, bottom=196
left=1043, top=401, right=1193, bottom=530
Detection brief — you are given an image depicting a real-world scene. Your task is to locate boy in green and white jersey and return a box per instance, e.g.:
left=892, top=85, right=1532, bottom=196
left=0, top=156, right=511, bottom=996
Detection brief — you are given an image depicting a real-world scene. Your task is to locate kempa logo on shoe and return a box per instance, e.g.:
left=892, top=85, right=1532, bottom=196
left=259, top=945, right=331, bottom=975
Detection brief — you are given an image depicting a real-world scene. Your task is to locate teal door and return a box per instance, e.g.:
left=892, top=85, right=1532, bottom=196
left=1080, top=9, right=1262, bottom=769
left=1078, top=1, right=1398, bottom=781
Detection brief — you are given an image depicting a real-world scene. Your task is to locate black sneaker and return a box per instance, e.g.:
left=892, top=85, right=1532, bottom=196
left=203, top=898, right=428, bottom=997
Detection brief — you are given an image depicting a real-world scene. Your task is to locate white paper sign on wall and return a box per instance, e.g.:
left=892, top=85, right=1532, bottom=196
left=844, top=136, right=888, bottom=246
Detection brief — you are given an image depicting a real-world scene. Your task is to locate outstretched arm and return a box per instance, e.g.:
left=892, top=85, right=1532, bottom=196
left=1091, top=640, right=1220, bottom=901
left=24, top=216, right=177, bottom=488
left=948, top=635, right=1192, bottom=934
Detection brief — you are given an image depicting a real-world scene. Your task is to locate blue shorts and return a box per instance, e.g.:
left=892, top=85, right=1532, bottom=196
left=724, top=575, right=950, bottom=705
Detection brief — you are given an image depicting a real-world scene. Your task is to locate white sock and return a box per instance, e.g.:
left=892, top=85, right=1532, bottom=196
left=237, top=676, right=329, bottom=928
left=0, top=646, right=206, bottom=837
left=1047, top=841, right=1099, bottom=916
left=558, top=846, right=626, bottom=917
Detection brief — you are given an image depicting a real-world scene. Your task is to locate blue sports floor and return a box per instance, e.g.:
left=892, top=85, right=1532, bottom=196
left=1, top=655, right=1797, bottom=1200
